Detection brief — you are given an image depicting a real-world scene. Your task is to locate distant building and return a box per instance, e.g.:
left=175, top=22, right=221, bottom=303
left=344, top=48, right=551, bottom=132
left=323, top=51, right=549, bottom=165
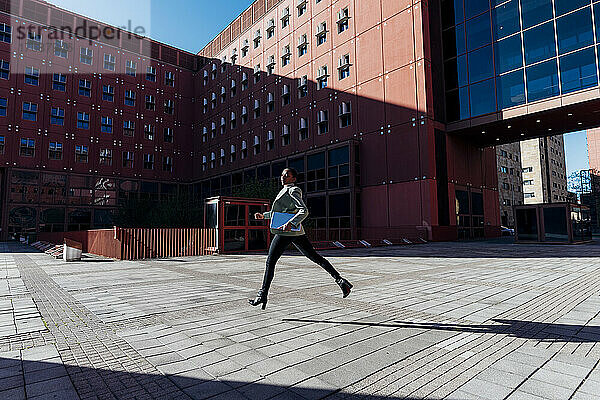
left=496, top=143, right=523, bottom=227
left=521, top=136, right=568, bottom=204
left=587, top=128, right=600, bottom=172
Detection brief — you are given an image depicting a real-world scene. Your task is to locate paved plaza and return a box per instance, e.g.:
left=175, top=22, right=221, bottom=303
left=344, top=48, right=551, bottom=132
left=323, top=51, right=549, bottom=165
left=1, top=239, right=600, bottom=399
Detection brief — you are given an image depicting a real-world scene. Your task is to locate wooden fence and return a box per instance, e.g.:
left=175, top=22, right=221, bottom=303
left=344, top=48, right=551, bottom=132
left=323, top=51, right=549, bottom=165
left=39, top=227, right=217, bottom=260
left=115, top=228, right=217, bottom=260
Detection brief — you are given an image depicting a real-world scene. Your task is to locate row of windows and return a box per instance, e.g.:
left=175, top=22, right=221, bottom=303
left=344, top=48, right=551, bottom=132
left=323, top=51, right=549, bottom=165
left=214, top=6, right=350, bottom=68
left=201, top=102, right=352, bottom=143
left=498, top=149, right=520, bottom=162
left=0, top=99, right=175, bottom=125
left=0, top=137, right=174, bottom=171
left=0, top=24, right=177, bottom=85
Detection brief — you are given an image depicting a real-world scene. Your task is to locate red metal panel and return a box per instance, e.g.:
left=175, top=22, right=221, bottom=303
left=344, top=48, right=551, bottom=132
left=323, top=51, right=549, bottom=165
left=360, top=133, right=387, bottom=186
left=356, top=26, right=383, bottom=85
left=388, top=181, right=421, bottom=227
left=383, top=9, right=414, bottom=73
left=384, top=64, right=417, bottom=127
left=385, top=122, right=419, bottom=183
left=382, top=0, right=412, bottom=17
left=360, top=185, right=389, bottom=230
left=357, top=77, right=385, bottom=135
left=355, top=0, right=381, bottom=35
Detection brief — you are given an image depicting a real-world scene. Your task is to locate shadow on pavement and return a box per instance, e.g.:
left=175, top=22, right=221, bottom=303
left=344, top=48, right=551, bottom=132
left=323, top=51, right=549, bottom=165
left=282, top=319, right=600, bottom=343
left=0, top=357, right=435, bottom=400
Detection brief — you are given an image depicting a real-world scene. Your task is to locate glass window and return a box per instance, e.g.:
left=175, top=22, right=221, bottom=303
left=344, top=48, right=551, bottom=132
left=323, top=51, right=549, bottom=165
left=446, top=87, right=470, bottom=121
left=441, top=0, right=465, bottom=28
left=523, top=22, right=556, bottom=65
left=469, top=45, right=494, bottom=83
left=465, top=0, right=489, bottom=19
left=554, top=0, right=589, bottom=17
left=466, top=12, right=491, bottom=50
left=497, top=69, right=526, bottom=108
left=444, top=54, right=468, bottom=89
left=495, top=34, right=523, bottom=74
left=520, top=0, right=553, bottom=29
left=556, top=7, right=593, bottom=55
left=469, top=78, right=496, bottom=116
left=492, top=0, right=520, bottom=39
left=595, top=3, right=600, bottom=43
left=560, top=47, right=597, bottom=94
left=443, top=24, right=466, bottom=59
left=526, top=59, right=559, bottom=101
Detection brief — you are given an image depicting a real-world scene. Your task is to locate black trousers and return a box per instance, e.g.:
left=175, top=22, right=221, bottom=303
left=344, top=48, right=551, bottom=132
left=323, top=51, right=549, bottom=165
left=259, top=234, right=340, bottom=295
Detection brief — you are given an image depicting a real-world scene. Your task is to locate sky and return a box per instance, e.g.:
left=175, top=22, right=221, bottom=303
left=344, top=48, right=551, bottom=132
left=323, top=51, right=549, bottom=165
left=44, top=0, right=590, bottom=171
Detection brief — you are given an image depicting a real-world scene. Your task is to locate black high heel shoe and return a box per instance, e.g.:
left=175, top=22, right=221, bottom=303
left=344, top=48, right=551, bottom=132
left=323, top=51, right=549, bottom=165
left=248, top=290, right=268, bottom=310
left=336, top=277, right=353, bottom=298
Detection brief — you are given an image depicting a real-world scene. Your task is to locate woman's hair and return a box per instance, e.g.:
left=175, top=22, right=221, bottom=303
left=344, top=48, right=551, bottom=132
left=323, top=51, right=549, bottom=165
left=285, top=167, right=298, bottom=179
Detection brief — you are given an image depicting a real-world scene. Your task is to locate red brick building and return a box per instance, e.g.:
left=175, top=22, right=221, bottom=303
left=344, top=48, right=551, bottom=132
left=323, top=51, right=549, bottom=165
left=1, top=0, right=507, bottom=242
left=587, top=128, right=600, bottom=173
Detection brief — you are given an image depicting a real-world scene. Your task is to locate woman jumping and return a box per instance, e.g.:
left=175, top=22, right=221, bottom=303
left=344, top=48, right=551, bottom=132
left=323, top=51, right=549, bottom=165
left=249, top=167, right=353, bottom=309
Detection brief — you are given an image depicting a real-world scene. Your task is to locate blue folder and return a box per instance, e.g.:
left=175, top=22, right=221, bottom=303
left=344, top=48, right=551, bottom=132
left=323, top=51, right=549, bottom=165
left=270, top=212, right=302, bottom=231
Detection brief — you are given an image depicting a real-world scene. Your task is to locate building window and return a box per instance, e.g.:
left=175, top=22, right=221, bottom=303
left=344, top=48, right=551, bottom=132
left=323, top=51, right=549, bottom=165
left=317, top=110, right=328, bottom=134
left=80, top=47, right=93, bottom=65
left=210, top=152, right=216, bottom=168
left=220, top=148, right=226, bottom=165
left=50, top=107, right=65, bottom=125
left=339, top=101, right=352, bottom=127
left=79, top=79, right=91, bottom=97
left=267, top=130, right=274, bottom=151
left=145, top=95, right=156, bottom=111
left=281, top=7, right=290, bottom=28
left=48, top=142, right=63, bottom=160
left=104, top=53, right=116, bottom=71
left=77, top=112, right=89, bottom=129
left=241, top=141, right=248, bottom=159
left=241, top=106, right=248, bottom=124
left=22, top=102, right=37, bottom=121
left=298, top=117, right=309, bottom=141
left=0, top=23, right=11, bottom=43
left=298, top=75, right=308, bottom=98
left=267, top=19, right=275, bottom=39
left=165, top=71, right=175, bottom=87
left=242, top=72, right=249, bottom=90
left=125, top=60, right=137, bottom=76
left=101, top=117, right=113, bottom=133
left=338, top=54, right=351, bottom=79
left=146, top=66, right=156, bottom=82
left=123, top=151, right=134, bottom=168
left=0, top=136, right=4, bottom=154
left=211, top=63, right=217, bottom=79
left=500, top=149, right=508, bottom=157
left=163, top=156, right=173, bottom=172
left=524, top=192, right=535, bottom=198
left=0, top=60, right=9, bottom=79
left=0, top=97, right=7, bottom=117
left=267, top=55, right=275, bottom=75
left=164, top=99, right=174, bottom=115
left=242, top=39, right=249, bottom=57
left=211, top=122, right=217, bottom=137
left=20, top=138, right=35, bottom=157
left=125, top=90, right=136, bottom=106
left=502, top=182, right=510, bottom=190
left=316, top=22, right=327, bottom=45
left=282, top=45, right=291, bottom=66
left=317, top=66, right=328, bottom=89
left=254, top=65, right=261, bottom=83
left=26, top=31, right=42, bottom=51
left=254, top=29, right=262, bottom=48
left=267, top=92, right=275, bottom=113
left=254, top=99, right=261, bottom=119
left=230, top=145, right=236, bottom=162
left=328, top=146, right=350, bottom=189
left=202, top=155, right=208, bottom=170
left=53, top=73, right=66, bottom=91
left=298, top=34, right=308, bottom=57
left=102, top=85, right=114, bottom=102
left=281, top=124, right=290, bottom=146
left=500, top=166, right=508, bottom=173
left=337, top=8, right=350, bottom=33
left=298, top=0, right=307, bottom=17
left=100, top=149, right=113, bottom=166
left=75, top=145, right=89, bottom=163
left=123, top=120, right=135, bottom=137
left=164, top=127, right=174, bottom=143
left=220, top=117, right=226, bottom=134
left=54, top=40, right=69, bottom=58
left=282, top=84, right=290, bottom=105
left=230, top=112, right=236, bottom=129
left=144, top=124, right=155, bottom=140
left=143, top=154, right=154, bottom=169
left=24, top=66, right=39, bottom=85
left=230, top=80, right=237, bottom=97
left=523, top=166, right=533, bottom=172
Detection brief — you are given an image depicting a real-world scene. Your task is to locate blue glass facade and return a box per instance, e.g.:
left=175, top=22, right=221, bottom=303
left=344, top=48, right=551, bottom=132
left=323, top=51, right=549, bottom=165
left=442, top=0, right=600, bottom=122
